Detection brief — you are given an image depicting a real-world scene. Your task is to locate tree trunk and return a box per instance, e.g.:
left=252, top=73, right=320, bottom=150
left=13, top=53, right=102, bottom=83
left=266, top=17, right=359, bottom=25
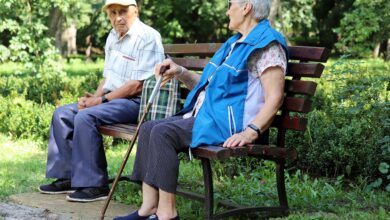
left=269, top=0, right=280, bottom=27
left=386, top=38, right=390, bottom=61
left=49, top=7, right=63, bottom=54
left=138, top=0, right=144, bottom=12
left=373, top=43, right=380, bottom=58
left=61, top=24, right=77, bottom=56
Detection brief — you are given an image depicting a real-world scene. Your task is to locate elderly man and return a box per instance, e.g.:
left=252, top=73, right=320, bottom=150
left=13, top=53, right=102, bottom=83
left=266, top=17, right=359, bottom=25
left=39, top=0, right=164, bottom=202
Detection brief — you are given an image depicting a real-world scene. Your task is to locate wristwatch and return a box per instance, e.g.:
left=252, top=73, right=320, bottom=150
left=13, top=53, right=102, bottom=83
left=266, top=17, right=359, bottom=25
left=247, top=123, right=262, bottom=137
left=101, top=95, right=109, bottom=103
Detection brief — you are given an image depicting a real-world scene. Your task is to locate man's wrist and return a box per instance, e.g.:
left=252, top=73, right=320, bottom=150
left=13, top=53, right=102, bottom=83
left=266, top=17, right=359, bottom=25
left=101, top=95, right=109, bottom=103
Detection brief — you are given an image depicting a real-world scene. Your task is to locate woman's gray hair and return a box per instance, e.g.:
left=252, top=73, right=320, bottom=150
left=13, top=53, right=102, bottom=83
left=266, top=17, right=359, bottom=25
left=245, top=0, right=271, bottom=21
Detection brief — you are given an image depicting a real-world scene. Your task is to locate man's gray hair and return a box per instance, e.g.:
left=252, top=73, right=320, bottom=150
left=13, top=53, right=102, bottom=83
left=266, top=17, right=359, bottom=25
left=246, top=0, right=271, bottom=21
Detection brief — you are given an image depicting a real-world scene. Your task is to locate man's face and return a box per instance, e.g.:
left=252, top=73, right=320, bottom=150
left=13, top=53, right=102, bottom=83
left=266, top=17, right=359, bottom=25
left=107, top=4, right=138, bottom=37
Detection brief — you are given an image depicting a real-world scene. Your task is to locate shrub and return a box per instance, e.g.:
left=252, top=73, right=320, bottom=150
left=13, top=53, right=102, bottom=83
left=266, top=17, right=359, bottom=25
left=0, top=94, right=54, bottom=141
left=288, top=59, right=389, bottom=183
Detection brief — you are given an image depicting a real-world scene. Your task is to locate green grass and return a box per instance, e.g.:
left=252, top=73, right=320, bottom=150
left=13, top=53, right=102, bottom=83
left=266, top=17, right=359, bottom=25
left=0, top=134, right=389, bottom=219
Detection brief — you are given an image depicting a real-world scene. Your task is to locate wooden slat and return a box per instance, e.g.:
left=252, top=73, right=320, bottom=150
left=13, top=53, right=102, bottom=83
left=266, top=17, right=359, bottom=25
left=165, top=44, right=329, bottom=63
left=282, top=97, right=312, bottom=113
left=192, top=145, right=297, bottom=160
left=99, top=124, right=136, bottom=140
left=287, top=63, right=325, bottom=78
left=288, top=46, right=330, bottom=62
left=271, top=115, right=308, bottom=131
left=192, top=146, right=248, bottom=160
left=171, top=57, right=210, bottom=71
left=164, top=43, right=221, bottom=56
left=247, top=145, right=298, bottom=160
left=285, top=80, right=317, bottom=96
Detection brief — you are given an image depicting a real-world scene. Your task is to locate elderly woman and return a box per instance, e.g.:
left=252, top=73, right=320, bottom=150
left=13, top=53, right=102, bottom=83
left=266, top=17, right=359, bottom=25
left=114, top=0, right=287, bottom=219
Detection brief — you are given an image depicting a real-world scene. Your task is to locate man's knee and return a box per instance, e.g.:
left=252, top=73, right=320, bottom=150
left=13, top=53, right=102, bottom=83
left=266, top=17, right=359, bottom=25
left=74, top=109, right=93, bottom=126
left=52, top=105, right=74, bottom=122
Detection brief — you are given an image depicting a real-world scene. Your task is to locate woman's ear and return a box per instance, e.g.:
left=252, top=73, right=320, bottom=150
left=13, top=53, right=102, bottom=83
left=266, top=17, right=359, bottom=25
left=242, top=3, right=253, bottom=17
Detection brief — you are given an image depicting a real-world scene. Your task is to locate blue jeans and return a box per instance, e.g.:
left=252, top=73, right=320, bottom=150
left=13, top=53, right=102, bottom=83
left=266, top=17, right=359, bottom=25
left=45, top=98, right=140, bottom=187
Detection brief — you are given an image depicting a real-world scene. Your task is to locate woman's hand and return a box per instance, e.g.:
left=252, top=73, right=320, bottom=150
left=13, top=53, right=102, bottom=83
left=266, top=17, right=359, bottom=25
left=155, top=58, right=186, bottom=86
left=222, top=128, right=258, bottom=148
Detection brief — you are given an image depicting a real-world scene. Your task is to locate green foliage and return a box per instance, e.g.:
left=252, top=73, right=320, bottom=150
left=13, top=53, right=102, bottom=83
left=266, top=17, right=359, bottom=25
left=0, top=95, right=54, bottom=141
left=334, top=0, right=390, bottom=58
left=0, top=0, right=61, bottom=74
left=289, top=58, right=390, bottom=185
left=141, top=0, right=230, bottom=43
left=276, top=0, right=316, bottom=44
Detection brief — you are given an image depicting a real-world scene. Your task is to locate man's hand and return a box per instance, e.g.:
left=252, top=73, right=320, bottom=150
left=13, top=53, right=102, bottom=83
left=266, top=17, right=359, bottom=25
left=78, top=92, right=101, bottom=110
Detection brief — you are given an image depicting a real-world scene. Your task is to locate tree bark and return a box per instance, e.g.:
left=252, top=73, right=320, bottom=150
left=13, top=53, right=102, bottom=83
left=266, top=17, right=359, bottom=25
left=138, top=0, right=144, bottom=12
left=373, top=43, right=380, bottom=58
left=269, top=0, right=280, bottom=27
left=386, top=39, right=390, bottom=61
left=49, top=7, right=63, bottom=54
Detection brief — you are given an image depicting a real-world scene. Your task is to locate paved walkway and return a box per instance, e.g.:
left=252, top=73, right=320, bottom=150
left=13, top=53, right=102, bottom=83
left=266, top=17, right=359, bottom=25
left=6, top=192, right=135, bottom=220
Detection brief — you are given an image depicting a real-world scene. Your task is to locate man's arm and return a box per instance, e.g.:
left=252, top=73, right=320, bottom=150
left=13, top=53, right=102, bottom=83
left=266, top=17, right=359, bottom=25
left=104, top=80, right=143, bottom=101
left=81, top=79, right=143, bottom=109
left=93, top=79, right=106, bottom=97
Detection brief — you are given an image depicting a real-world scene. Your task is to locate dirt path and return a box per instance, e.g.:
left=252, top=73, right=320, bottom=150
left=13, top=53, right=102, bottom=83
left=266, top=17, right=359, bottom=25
left=0, top=202, right=64, bottom=220
left=0, top=192, right=135, bottom=220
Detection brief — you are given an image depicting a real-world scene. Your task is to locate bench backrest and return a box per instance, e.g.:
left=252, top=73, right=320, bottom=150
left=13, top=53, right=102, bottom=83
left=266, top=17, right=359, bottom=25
left=164, top=43, right=330, bottom=149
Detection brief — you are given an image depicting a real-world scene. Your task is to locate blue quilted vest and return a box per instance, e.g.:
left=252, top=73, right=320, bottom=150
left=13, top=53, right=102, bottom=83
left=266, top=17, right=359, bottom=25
left=179, top=20, right=288, bottom=148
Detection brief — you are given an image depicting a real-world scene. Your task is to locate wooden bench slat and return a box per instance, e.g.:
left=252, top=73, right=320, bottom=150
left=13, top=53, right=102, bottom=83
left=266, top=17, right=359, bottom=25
left=192, top=145, right=297, bottom=160
left=172, top=57, right=210, bottom=71
left=165, top=44, right=330, bottom=63
left=271, top=115, right=307, bottom=131
left=99, top=124, right=136, bottom=140
left=287, top=63, right=325, bottom=78
left=288, top=46, right=330, bottom=62
left=247, top=145, right=298, bottom=160
left=192, top=146, right=248, bottom=160
left=164, top=43, right=221, bottom=56
left=282, top=97, right=312, bottom=113
left=285, top=80, right=317, bottom=96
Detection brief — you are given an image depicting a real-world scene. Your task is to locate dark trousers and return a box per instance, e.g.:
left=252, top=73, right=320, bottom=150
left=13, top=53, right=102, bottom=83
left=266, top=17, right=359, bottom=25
left=131, top=115, right=269, bottom=193
left=45, top=98, right=140, bottom=187
left=131, top=116, right=195, bottom=193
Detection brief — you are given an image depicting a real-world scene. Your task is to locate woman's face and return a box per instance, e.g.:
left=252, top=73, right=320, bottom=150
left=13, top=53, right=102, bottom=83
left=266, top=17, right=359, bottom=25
left=226, top=1, right=247, bottom=31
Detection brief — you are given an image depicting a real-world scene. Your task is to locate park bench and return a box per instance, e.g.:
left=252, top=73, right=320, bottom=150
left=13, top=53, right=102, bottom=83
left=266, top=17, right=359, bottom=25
left=99, top=43, right=330, bottom=219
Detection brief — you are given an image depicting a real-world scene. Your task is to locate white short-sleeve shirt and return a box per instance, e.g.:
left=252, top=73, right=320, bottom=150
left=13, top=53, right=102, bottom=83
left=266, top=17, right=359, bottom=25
left=103, top=18, right=165, bottom=92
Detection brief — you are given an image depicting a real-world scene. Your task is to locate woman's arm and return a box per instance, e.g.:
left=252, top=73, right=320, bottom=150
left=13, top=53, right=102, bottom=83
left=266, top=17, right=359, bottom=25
left=155, top=59, right=200, bottom=90
left=223, top=66, right=285, bottom=148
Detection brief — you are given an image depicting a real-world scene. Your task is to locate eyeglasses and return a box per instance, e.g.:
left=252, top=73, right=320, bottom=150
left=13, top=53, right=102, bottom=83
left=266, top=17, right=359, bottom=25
left=227, top=0, right=247, bottom=9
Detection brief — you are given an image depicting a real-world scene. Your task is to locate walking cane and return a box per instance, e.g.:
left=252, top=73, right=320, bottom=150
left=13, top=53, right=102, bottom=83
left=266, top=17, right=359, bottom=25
left=100, top=66, right=167, bottom=220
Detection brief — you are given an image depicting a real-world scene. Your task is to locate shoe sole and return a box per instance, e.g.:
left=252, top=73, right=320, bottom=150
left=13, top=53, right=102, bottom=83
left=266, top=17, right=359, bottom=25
left=65, top=195, right=108, bottom=202
left=38, top=187, right=76, bottom=194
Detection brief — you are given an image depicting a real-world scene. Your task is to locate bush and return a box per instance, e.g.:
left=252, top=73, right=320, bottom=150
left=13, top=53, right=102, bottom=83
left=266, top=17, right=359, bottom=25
left=288, top=59, right=389, bottom=184
left=0, top=62, right=102, bottom=141
left=0, top=94, right=54, bottom=141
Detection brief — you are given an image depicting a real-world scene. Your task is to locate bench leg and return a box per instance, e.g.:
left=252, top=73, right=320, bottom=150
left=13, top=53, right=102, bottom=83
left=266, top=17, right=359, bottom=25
left=276, top=162, right=289, bottom=215
left=201, top=158, right=214, bottom=220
